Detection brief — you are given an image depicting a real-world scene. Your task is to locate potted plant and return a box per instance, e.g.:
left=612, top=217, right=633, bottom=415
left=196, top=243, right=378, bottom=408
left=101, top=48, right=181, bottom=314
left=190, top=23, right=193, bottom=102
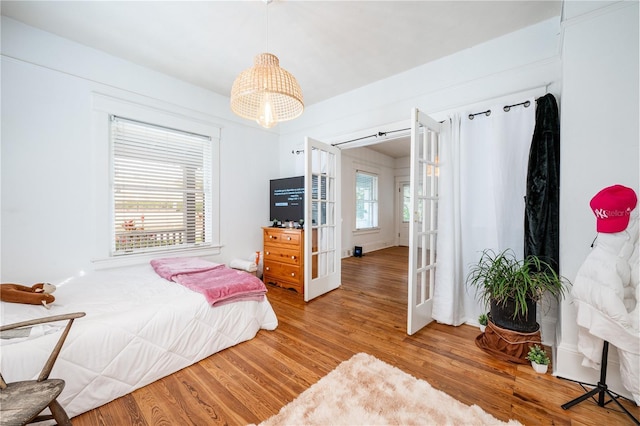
left=478, top=313, right=488, bottom=332
left=526, top=344, right=550, bottom=373
left=466, top=249, right=569, bottom=333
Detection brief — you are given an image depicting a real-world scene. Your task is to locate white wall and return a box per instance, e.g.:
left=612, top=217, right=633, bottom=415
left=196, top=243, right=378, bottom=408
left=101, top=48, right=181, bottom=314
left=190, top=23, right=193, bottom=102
left=1, top=17, right=280, bottom=283
left=337, top=147, right=412, bottom=258
left=276, top=16, right=562, bottom=172
left=555, top=1, right=639, bottom=399
left=341, top=146, right=396, bottom=256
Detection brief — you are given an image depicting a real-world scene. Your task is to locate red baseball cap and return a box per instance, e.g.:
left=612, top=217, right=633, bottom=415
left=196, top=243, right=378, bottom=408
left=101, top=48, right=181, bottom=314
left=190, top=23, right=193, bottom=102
left=590, top=185, right=637, bottom=233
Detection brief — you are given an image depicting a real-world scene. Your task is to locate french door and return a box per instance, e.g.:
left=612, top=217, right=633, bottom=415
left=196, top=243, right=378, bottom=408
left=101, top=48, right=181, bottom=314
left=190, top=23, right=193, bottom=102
left=304, top=137, right=341, bottom=301
left=407, top=108, right=441, bottom=335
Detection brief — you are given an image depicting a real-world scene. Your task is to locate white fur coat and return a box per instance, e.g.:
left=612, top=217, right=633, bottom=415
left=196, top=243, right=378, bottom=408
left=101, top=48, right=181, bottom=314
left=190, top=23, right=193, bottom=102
left=571, top=209, right=639, bottom=404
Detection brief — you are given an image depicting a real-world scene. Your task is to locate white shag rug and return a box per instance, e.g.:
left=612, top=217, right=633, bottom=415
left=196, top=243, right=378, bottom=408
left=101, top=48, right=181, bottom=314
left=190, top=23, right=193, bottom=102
left=258, top=353, right=522, bottom=426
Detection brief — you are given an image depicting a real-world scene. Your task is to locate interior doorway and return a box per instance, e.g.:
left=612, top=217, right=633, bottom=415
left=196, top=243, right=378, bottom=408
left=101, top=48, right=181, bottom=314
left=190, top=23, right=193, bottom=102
left=340, top=132, right=411, bottom=260
left=339, top=115, right=438, bottom=336
left=340, top=130, right=411, bottom=317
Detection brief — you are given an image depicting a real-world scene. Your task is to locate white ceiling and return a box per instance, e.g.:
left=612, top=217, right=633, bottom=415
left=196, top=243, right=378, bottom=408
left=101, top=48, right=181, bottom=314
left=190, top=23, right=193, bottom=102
left=369, top=136, right=411, bottom=159
left=2, top=1, right=561, bottom=157
left=2, top=0, right=561, bottom=107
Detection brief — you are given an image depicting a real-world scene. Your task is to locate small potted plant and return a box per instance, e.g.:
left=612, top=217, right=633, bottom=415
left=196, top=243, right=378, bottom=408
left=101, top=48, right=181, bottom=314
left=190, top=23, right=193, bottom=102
left=526, top=344, right=550, bottom=373
left=478, top=313, right=488, bottom=332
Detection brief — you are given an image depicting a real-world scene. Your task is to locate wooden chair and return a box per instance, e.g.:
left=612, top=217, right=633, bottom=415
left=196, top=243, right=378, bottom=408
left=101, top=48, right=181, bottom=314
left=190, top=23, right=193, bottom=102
left=0, top=312, right=85, bottom=426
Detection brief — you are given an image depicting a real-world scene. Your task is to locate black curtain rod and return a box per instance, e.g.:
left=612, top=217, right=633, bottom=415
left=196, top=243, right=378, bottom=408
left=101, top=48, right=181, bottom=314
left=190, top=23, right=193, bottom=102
left=332, top=127, right=411, bottom=147
left=379, top=128, right=411, bottom=137
left=503, top=100, right=531, bottom=112
left=293, top=128, right=409, bottom=153
left=468, top=109, right=491, bottom=120
left=295, top=98, right=536, bottom=154
left=333, top=133, right=377, bottom=146
left=468, top=98, right=532, bottom=120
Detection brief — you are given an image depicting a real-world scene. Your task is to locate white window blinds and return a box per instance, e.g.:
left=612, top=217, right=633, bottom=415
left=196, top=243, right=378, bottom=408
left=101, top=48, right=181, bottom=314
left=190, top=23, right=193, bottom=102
left=355, top=171, right=378, bottom=230
left=111, top=116, right=213, bottom=255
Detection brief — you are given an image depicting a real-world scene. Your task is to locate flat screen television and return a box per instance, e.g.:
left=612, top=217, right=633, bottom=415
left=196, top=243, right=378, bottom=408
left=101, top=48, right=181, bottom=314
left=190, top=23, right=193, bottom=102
left=270, top=176, right=304, bottom=224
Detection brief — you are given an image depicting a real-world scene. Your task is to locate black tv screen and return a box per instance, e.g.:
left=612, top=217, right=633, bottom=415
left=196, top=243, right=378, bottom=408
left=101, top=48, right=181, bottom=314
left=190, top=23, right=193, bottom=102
left=270, top=176, right=304, bottom=223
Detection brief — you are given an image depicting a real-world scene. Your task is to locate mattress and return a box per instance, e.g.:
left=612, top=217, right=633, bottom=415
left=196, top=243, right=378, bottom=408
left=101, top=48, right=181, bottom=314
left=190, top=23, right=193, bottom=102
left=0, top=263, right=278, bottom=419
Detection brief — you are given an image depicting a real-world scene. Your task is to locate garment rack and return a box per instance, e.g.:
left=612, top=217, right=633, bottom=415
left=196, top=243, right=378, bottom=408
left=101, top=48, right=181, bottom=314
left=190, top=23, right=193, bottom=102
left=561, top=341, right=639, bottom=425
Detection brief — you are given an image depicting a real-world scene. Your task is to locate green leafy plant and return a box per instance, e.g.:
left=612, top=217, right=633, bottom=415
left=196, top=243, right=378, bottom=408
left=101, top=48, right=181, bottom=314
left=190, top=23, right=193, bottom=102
left=478, top=313, right=488, bottom=326
left=466, top=249, right=569, bottom=319
left=526, top=344, right=550, bottom=365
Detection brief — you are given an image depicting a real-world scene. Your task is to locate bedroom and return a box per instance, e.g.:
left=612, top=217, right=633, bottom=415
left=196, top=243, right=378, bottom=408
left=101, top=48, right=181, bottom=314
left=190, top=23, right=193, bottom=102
left=1, top=0, right=638, bottom=424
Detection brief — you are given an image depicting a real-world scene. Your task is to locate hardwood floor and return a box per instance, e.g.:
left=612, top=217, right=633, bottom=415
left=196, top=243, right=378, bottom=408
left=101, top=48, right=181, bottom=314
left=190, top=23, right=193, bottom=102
left=73, top=247, right=639, bottom=425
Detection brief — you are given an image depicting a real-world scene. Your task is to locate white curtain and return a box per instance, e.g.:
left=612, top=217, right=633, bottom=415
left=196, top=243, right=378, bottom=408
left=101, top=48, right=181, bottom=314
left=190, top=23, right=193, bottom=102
left=433, top=99, right=536, bottom=325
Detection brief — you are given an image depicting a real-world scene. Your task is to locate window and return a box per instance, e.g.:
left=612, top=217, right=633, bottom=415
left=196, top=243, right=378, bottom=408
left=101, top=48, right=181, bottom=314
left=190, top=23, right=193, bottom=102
left=355, top=171, right=378, bottom=230
left=110, top=116, right=212, bottom=255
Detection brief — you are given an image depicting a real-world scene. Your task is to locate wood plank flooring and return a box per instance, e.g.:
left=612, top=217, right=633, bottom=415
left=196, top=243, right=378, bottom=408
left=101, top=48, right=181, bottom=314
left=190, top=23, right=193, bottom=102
left=73, top=246, right=639, bottom=425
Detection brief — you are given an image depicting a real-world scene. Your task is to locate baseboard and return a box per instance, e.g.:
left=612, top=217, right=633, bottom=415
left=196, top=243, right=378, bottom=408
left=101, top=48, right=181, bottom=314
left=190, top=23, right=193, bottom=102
left=342, top=242, right=395, bottom=258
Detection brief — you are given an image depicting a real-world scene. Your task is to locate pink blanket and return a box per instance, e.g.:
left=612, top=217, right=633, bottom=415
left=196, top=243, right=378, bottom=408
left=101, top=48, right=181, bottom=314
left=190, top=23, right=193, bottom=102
left=150, top=257, right=266, bottom=306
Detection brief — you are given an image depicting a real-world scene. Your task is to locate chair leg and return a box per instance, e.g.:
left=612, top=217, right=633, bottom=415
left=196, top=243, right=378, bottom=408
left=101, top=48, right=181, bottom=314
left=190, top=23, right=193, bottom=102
left=48, top=399, right=72, bottom=426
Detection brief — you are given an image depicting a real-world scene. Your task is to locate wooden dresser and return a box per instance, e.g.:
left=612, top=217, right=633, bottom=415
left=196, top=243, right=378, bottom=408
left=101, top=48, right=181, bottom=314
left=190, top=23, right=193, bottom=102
left=262, top=227, right=304, bottom=293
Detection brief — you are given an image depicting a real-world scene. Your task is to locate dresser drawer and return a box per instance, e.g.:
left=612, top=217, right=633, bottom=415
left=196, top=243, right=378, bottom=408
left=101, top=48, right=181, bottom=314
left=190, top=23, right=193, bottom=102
left=264, top=245, right=301, bottom=266
left=263, top=228, right=301, bottom=246
left=263, top=261, right=302, bottom=283
left=263, top=273, right=302, bottom=293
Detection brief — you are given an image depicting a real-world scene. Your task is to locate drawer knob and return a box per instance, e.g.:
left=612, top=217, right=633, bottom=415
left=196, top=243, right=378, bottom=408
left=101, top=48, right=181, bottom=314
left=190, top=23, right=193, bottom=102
left=266, top=251, right=270, bottom=255
left=269, top=235, right=275, bottom=239
left=291, top=255, right=296, bottom=260
left=287, top=237, right=291, bottom=240
left=291, top=272, right=295, bottom=277
left=265, top=267, right=270, bottom=271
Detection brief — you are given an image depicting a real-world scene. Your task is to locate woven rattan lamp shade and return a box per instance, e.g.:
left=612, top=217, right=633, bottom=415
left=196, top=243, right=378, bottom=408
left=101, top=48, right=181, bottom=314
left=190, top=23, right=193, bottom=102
left=230, top=53, right=304, bottom=128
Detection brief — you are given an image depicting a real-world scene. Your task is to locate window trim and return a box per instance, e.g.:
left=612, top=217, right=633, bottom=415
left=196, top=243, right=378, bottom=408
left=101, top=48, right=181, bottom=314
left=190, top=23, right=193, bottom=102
left=110, top=115, right=213, bottom=256
left=354, top=169, right=379, bottom=231
left=91, top=93, right=221, bottom=268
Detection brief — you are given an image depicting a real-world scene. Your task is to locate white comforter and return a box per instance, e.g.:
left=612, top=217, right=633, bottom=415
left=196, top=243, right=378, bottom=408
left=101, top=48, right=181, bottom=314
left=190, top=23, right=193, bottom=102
left=0, top=263, right=278, bottom=419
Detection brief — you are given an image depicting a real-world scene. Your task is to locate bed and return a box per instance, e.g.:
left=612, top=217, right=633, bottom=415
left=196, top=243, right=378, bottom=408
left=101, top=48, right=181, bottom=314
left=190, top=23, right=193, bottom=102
left=0, top=261, right=278, bottom=419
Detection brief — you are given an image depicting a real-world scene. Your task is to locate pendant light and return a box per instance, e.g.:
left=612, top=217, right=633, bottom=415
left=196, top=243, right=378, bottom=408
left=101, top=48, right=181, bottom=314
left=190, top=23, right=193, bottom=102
left=230, top=0, right=304, bottom=128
